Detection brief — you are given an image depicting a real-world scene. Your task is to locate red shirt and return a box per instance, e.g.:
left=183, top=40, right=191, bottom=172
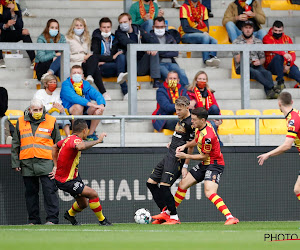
left=286, top=109, right=300, bottom=152
left=55, top=135, right=83, bottom=183
left=195, top=122, right=224, bottom=165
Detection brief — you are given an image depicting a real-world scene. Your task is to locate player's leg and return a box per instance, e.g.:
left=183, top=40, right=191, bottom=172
left=294, top=175, right=300, bottom=201
left=64, top=196, right=88, bottom=225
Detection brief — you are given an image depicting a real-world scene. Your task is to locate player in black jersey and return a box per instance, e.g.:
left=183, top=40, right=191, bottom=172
left=147, top=96, right=194, bottom=224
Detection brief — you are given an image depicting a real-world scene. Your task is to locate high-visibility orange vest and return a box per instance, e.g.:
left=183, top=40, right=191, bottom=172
left=19, top=114, right=56, bottom=160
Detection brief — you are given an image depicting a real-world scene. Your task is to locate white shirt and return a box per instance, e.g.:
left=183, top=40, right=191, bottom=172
left=33, top=88, right=62, bottom=112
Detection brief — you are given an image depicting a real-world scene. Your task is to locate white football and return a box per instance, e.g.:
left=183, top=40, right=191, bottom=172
left=134, top=208, right=152, bottom=224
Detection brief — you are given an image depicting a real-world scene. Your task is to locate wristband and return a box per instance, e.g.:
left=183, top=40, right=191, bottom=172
left=183, top=164, right=188, bottom=169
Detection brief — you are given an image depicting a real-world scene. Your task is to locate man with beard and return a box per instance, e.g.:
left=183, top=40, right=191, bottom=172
left=233, top=20, right=278, bottom=99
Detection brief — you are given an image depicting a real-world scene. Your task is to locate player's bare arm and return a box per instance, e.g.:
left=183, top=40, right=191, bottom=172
left=176, top=151, right=209, bottom=161
left=76, top=133, right=107, bottom=151
left=176, top=139, right=197, bottom=153
left=50, top=144, right=60, bottom=179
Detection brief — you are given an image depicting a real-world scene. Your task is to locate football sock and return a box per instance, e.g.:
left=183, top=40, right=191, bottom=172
left=170, top=214, right=179, bottom=220
left=89, top=198, right=105, bottom=221
left=161, top=185, right=177, bottom=215
left=146, top=182, right=166, bottom=211
left=174, top=187, right=187, bottom=208
left=209, top=193, right=233, bottom=219
left=297, top=193, right=300, bottom=201
left=68, top=201, right=83, bottom=216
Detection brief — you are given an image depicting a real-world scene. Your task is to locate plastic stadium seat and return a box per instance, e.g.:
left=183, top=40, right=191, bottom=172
left=270, top=0, right=295, bottom=10
left=5, top=110, right=23, bottom=126
left=263, top=109, right=286, bottom=134
left=218, top=110, right=244, bottom=135
left=59, top=129, right=72, bottom=136
left=209, top=26, right=231, bottom=45
left=231, top=58, right=240, bottom=79
left=236, top=109, right=271, bottom=134
left=154, top=129, right=174, bottom=136
left=103, top=75, right=151, bottom=82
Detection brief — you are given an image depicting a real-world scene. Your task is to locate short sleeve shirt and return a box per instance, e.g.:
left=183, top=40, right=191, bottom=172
left=286, top=109, right=300, bottom=152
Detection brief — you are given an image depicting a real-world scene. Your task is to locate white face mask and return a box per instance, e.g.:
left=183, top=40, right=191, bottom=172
left=74, top=28, right=84, bottom=36
left=154, top=28, right=165, bottom=37
left=101, top=31, right=111, bottom=38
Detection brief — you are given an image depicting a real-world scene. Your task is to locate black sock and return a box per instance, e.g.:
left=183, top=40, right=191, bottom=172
left=160, top=185, right=177, bottom=215
left=146, top=182, right=166, bottom=211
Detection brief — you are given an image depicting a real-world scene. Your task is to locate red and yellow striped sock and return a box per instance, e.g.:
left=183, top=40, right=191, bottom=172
left=68, top=201, right=83, bottom=216
left=89, top=198, right=105, bottom=221
left=174, top=187, right=187, bottom=208
left=209, top=193, right=232, bottom=219
left=297, top=194, right=300, bottom=201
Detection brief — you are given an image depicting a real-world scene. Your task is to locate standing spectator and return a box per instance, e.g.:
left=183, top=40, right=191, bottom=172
left=60, top=65, right=105, bottom=141
left=116, top=13, right=161, bottom=88
left=65, top=17, right=111, bottom=101
left=92, top=17, right=128, bottom=100
left=179, top=0, right=220, bottom=67
left=0, top=86, right=11, bottom=143
left=152, top=71, right=189, bottom=131
left=202, top=0, right=213, bottom=17
left=153, top=0, right=181, bottom=8
left=11, top=98, right=60, bottom=225
left=263, top=20, right=300, bottom=90
left=151, top=16, right=189, bottom=87
left=222, top=0, right=267, bottom=42
left=129, top=0, right=164, bottom=34
left=33, top=74, right=71, bottom=137
left=233, top=20, right=278, bottom=99
left=35, top=19, right=65, bottom=80
left=0, top=0, right=35, bottom=68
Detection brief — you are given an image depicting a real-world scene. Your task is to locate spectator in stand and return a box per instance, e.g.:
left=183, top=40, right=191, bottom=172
left=233, top=20, right=278, bottom=99
left=179, top=0, right=220, bottom=67
left=33, top=74, right=71, bottom=137
left=152, top=71, right=189, bottom=131
left=151, top=16, right=189, bottom=87
left=35, top=19, right=65, bottom=81
left=60, top=65, right=105, bottom=141
left=0, top=86, right=12, bottom=143
left=202, top=0, right=213, bottom=17
left=129, top=0, right=164, bottom=34
left=92, top=17, right=128, bottom=100
left=263, top=20, right=300, bottom=90
left=153, top=0, right=181, bottom=9
left=65, top=17, right=111, bottom=101
left=187, top=70, right=223, bottom=145
left=15, top=0, right=32, bottom=17
left=116, top=13, right=161, bottom=88
left=0, top=0, right=35, bottom=68
left=222, top=0, right=267, bottom=42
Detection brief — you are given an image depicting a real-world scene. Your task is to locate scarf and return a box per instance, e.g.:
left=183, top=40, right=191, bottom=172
left=238, top=0, right=251, bottom=11
left=139, top=0, right=155, bottom=20
left=194, top=87, right=213, bottom=110
left=0, top=0, right=18, bottom=15
left=187, top=0, right=207, bottom=31
left=169, top=87, right=179, bottom=104
left=70, top=78, right=83, bottom=96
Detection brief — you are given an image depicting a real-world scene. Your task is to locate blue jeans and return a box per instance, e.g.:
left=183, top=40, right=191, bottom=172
left=160, top=62, right=189, bottom=87
left=225, top=21, right=267, bottom=42
left=141, top=19, right=153, bottom=34
left=50, top=111, right=71, bottom=129
left=48, top=56, right=61, bottom=78
left=181, top=33, right=217, bottom=62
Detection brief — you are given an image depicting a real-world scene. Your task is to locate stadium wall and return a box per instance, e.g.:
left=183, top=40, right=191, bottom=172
left=0, top=147, right=299, bottom=225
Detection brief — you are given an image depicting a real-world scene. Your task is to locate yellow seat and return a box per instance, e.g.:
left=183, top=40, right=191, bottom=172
left=209, top=26, right=231, bottom=45
left=218, top=110, right=244, bottom=135
left=236, top=109, right=271, bottom=134
left=263, top=109, right=286, bottom=134
left=154, top=129, right=174, bottom=136
left=270, top=0, right=294, bottom=10
left=102, top=75, right=151, bottom=82
left=5, top=110, right=23, bottom=126
left=59, top=129, right=72, bottom=136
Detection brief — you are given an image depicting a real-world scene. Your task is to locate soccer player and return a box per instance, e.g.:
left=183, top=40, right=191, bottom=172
left=174, top=107, right=239, bottom=225
left=258, top=92, right=300, bottom=202
left=51, top=119, right=112, bottom=226
left=147, top=96, right=194, bottom=224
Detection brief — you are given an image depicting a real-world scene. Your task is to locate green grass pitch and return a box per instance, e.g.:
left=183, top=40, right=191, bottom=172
left=1, top=222, right=300, bottom=250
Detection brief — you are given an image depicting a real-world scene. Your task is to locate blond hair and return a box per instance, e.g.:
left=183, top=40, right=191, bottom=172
left=42, top=74, right=58, bottom=88
left=66, top=17, right=91, bottom=46
left=187, top=71, right=211, bottom=91
left=175, top=96, right=190, bottom=107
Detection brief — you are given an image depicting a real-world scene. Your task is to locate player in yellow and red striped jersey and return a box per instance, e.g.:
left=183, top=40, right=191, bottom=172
left=258, top=92, right=300, bottom=202
left=175, top=107, right=239, bottom=225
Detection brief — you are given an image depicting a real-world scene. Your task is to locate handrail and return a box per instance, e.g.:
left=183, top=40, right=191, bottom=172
left=1, top=114, right=285, bottom=146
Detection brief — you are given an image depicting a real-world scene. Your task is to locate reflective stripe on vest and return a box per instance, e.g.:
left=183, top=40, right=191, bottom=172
left=19, top=114, right=56, bottom=160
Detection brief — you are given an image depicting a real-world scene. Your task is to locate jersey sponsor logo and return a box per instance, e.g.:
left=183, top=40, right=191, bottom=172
left=74, top=139, right=82, bottom=145
left=204, top=144, right=212, bottom=152
left=38, top=128, right=51, bottom=133
left=73, top=181, right=83, bottom=191
left=175, top=122, right=187, bottom=134
left=173, top=132, right=182, bottom=139
left=205, top=138, right=212, bottom=144
left=205, top=170, right=212, bottom=179
left=289, top=119, right=295, bottom=126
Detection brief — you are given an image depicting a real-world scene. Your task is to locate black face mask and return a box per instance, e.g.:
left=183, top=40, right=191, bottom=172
left=273, top=32, right=283, bottom=39
left=242, top=32, right=253, bottom=39
left=144, top=0, right=150, bottom=2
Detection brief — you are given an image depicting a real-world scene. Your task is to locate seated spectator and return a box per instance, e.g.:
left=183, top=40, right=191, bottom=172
left=65, top=17, right=111, bottom=101
left=60, top=65, right=105, bottom=141
left=129, top=0, right=164, bottom=34
left=187, top=70, right=223, bottom=145
left=152, top=70, right=189, bottom=131
left=263, top=20, right=300, bottom=90
left=116, top=13, right=161, bottom=88
left=15, top=0, right=32, bottom=17
left=0, top=0, right=35, bottom=68
left=153, top=0, right=181, bottom=9
left=35, top=19, right=65, bottom=80
left=92, top=17, right=128, bottom=100
left=151, top=16, right=189, bottom=87
left=33, top=74, right=71, bottom=137
left=222, top=0, right=267, bottom=42
left=233, top=20, right=278, bottom=99
left=179, top=0, right=220, bottom=67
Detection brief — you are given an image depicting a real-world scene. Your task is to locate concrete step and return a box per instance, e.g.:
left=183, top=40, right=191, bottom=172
left=0, top=68, right=33, bottom=79
left=99, top=120, right=154, bottom=133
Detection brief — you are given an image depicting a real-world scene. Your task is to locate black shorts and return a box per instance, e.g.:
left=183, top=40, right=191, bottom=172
left=55, top=176, right=85, bottom=198
left=189, top=163, right=224, bottom=185
left=149, top=154, right=184, bottom=185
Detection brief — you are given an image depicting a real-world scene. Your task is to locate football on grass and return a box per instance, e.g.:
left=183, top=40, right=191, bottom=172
left=134, top=208, right=152, bottom=224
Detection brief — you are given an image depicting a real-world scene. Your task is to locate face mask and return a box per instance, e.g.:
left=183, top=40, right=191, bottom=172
left=242, top=32, right=253, bottom=39
left=32, top=112, right=43, bottom=120
left=154, top=28, right=165, bottom=37
left=273, top=32, right=283, bottom=39
left=48, top=83, right=57, bottom=92
left=49, top=29, right=58, bottom=37
left=101, top=31, right=111, bottom=38
left=74, top=28, right=84, bottom=36
left=168, top=79, right=178, bottom=88
left=72, top=74, right=82, bottom=83
left=144, top=0, right=150, bottom=2
left=120, top=23, right=130, bottom=32
left=197, top=81, right=206, bottom=89
left=245, top=0, right=252, bottom=5
left=191, top=0, right=199, bottom=2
